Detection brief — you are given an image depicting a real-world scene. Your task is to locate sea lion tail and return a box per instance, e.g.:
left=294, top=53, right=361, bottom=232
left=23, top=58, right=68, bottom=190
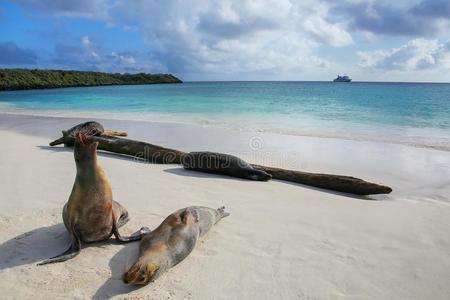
left=216, top=206, right=230, bottom=220
left=37, top=241, right=81, bottom=266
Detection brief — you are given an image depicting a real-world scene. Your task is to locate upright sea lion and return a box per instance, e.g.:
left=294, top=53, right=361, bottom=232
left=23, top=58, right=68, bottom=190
left=182, top=151, right=272, bottom=181
left=49, top=121, right=127, bottom=147
left=39, top=133, right=146, bottom=265
left=122, top=206, right=230, bottom=285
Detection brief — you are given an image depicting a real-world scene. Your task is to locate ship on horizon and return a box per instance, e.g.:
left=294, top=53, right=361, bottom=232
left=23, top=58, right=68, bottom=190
left=333, top=75, right=352, bottom=82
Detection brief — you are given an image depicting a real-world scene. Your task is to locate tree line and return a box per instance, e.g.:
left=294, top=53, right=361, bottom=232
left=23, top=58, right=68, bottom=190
left=0, top=69, right=182, bottom=91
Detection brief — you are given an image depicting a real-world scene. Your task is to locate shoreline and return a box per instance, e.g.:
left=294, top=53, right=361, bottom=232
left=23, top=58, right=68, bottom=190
left=1, top=112, right=449, bottom=202
left=0, top=113, right=449, bottom=299
left=1, top=109, right=448, bottom=153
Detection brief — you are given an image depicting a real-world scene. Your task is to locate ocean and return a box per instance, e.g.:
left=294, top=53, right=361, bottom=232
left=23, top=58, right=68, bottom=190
left=0, top=81, right=449, bottom=151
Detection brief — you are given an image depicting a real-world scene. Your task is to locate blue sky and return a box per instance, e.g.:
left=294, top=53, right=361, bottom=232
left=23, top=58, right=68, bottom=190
left=0, top=0, right=449, bottom=82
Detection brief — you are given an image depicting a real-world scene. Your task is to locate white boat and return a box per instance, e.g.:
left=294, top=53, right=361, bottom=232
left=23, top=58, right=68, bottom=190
left=333, top=75, right=352, bottom=82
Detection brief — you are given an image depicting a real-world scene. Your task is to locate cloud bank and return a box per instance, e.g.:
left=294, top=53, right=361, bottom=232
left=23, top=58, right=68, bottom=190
left=358, top=39, right=450, bottom=71
left=4, top=0, right=450, bottom=81
left=332, top=0, right=450, bottom=37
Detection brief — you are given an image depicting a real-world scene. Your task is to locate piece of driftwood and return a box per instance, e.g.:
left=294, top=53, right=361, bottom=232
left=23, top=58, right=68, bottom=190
left=251, top=165, right=392, bottom=195
left=91, top=135, right=185, bottom=164
left=53, top=135, right=186, bottom=164
left=49, top=125, right=392, bottom=195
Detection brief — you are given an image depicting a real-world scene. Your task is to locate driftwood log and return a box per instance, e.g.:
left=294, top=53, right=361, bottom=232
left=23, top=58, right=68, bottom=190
left=51, top=134, right=185, bottom=164
left=49, top=132, right=392, bottom=195
left=251, top=165, right=392, bottom=195
left=90, top=135, right=185, bottom=164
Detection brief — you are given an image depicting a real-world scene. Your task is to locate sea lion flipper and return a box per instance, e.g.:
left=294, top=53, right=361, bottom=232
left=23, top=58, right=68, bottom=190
left=112, top=224, right=143, bottom=243
left=217, top=206, right=230, bottom=219
left=111, top=210, right=145, bottom=243
left=37, top=243, right=80, bottom=265
left=179, top=208, right=198, bottom=225
left=37, top=233, right=81, bottom=266
left=112, top=201, right=130, bottom=228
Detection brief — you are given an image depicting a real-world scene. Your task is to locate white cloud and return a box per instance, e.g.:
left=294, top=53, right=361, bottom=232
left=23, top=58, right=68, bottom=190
left=293, top=2, right=353, bottom=47
left=111, top=52, right=136, bottom=65
left=302, top=16, right=353, bottom=47
left=109, top=0, right=352, bottom=79
left=80, top=36, right=99, bottom=59
left=81, top=36, right=91, bottom=47
left=358, top=38, right=450, bottom=70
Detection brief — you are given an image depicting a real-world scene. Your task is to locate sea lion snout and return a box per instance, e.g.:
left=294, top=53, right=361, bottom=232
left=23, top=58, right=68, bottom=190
left=75, top=132, right=98, bottom=148
left=74, top=133, right=99, bottom=164
left=122, top=262, right=159, bottom=285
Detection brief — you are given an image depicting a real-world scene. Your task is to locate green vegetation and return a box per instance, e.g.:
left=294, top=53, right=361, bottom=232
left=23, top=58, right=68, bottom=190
left=0, top=69, right=182, bottom=91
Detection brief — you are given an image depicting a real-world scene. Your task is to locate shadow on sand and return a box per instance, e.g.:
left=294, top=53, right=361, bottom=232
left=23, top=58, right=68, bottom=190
left=164, top=167, right=379, bottom=201
left=93, top=242, right=142, bottom=299
left=38, top=145, right=383, bottom=201
left=0, top=223, right=141, bottom=270
left=273, top=179, right=381, bottom=201
left=0, top=224, right=70, bottom=270
left=163, top=166, right=250, bottom=181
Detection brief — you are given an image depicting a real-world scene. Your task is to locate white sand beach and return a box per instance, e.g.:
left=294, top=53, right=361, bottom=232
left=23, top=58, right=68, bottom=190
left=0, top=113, right=449, bottom=299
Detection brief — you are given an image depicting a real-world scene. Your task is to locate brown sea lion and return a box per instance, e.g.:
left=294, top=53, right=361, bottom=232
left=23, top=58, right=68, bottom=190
left=182, top=151, right=272, bottom=181
left=122, top=206, right=229, bottom=285
left=38, top=133, right=147, bottom=265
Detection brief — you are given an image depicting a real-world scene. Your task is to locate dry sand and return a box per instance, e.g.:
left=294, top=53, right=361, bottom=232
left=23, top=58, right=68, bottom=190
left=0, top=114, right=449, bottom=299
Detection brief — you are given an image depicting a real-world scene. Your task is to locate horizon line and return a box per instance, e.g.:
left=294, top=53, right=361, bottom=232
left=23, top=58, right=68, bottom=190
left=1, top=68, right=450, bottom=84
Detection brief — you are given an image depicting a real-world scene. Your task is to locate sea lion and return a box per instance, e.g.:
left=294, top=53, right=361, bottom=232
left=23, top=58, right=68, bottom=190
left=38, top=133, right=146, bottom=265
left=122, top=206, right=229, bottom=285
left=49, top=121, right=127, bottom=147
left=181, top=151, right=272, bottom=181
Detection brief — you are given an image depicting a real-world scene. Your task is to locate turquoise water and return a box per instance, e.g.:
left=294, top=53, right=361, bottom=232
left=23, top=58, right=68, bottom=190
left=0, top=82, right=449, bottom=150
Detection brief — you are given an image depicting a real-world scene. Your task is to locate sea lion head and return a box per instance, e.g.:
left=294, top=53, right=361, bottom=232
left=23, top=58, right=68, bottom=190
left=74, top=132, right=99, bottom=167
left=122, top=262, right=159, bottom=285
left=245, top=169, right=272, bottom=181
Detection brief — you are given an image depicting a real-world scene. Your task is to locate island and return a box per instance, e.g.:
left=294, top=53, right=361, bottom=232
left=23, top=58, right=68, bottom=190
left=0, top=69, right=182, bottom=91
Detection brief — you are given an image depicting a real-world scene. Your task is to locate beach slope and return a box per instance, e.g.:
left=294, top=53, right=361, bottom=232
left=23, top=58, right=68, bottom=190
left=0, top=114, right=449, bottom=299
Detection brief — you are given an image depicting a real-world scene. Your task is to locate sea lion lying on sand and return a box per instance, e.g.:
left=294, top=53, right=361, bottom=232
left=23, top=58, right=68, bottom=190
left=39, top=133, right=147, bottom=265
left=182, top=151, right=272, bottom=181
left=49, top=121, right=127, bottom=147
left=122, top=206, right=229, bottom=285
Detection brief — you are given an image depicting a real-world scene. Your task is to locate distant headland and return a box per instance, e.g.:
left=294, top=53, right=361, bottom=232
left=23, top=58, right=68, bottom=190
left=0, top=69, right=182, bottom=91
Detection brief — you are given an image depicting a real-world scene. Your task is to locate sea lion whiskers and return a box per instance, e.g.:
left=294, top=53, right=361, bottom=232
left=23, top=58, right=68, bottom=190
left=75, top=131, right=89, bottom=147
